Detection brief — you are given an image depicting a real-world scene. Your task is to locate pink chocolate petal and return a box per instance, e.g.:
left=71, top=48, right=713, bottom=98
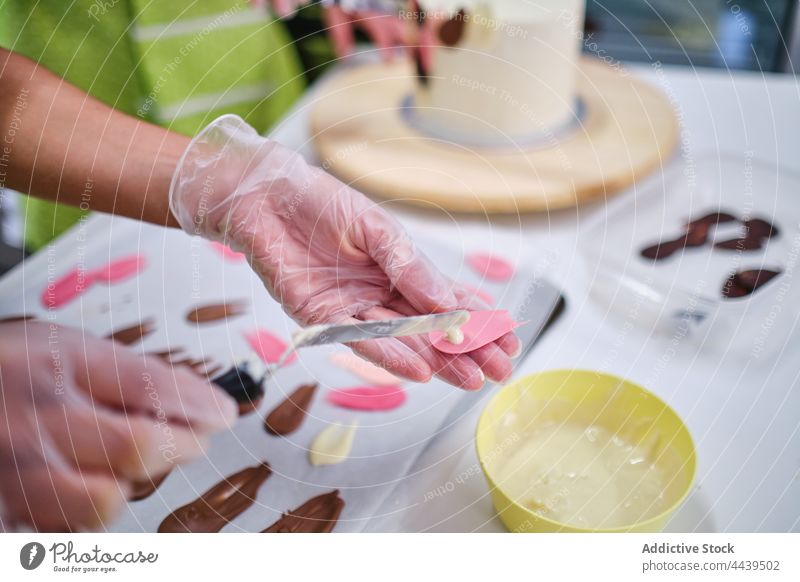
left=429, top=310, right=523, bottom=354
left=244, top=329, right=297, bottom=366
left=329, top=352, right=402, bottom=386
left=466, top=253, right=514, bottom=282
left=209, top=241, right=246, bottom=262
left=327, top=386, right=407, bottom=411
left=91, top=254, right=147, bottom=283
left=41, top=268, right=94, bottom=309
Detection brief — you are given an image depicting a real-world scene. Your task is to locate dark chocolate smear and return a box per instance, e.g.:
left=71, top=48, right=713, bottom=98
left=264, top=383, right=318, bottom=436
left=185, top=301, right=247, bottom=324
left=158, top=463, right=272, bottom=533
left=213, top=363, right=266, bottom=416
left=714, top=236, right=764, bottom=251
left=262, top=490, right=344, bottom=533
left=642, top=211, right=779, bottom=261
left=439, top=9, right=466, bottom=46
left=722, top=269, right=782, bottom=299
left=130, top=472, right=170, bottom=502
left=107, top=319, right=156, bottom=345
left=714, top=217, right=779, bottom=252
left=0, top=314, right=33, bottom=324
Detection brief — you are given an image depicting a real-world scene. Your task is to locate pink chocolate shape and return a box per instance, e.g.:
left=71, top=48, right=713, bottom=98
left=40, top=254, right=147, bottom=309
left=429, top=310, right=523, bottom=354
left=41, top=268, right=94, bottom=309
left=91, top=254, right=147, bottom=283
left=466, top=253, right=514, bottom=282
left=209, top=241, right=246, bottom=262
left=244, top=329, right=297, bottom=366
left=327, top=386, right=407, bottom=411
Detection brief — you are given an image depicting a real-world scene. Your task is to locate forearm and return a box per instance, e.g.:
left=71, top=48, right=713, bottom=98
left=0, top=48, right=189, bottom=227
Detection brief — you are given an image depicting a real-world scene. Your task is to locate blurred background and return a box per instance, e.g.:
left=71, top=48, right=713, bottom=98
left=1, top=0, right=798, bottom=273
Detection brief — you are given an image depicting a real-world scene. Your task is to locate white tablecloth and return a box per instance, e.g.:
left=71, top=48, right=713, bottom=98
left=3, top=62, right=799, bottom=532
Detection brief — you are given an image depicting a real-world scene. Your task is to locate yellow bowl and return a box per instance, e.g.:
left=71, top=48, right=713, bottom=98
left=476, top=369, right=696, bottom=533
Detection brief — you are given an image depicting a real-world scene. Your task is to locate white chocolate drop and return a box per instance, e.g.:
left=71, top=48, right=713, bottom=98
left=445, top=326, right=465, bottom=345
left=309, top=421, right=358, bottom=467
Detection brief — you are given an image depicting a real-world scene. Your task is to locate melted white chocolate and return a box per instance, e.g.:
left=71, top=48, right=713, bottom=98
left=493, top=422, right=668, bottom=529
left=445, top=326, right=465, bottom=345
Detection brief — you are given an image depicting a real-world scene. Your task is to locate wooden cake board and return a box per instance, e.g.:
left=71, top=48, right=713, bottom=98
left=310, top=58, right=678, bottom=214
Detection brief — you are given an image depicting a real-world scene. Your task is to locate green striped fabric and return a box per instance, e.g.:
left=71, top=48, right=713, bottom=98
left=0, top=0, right=305, bottom=250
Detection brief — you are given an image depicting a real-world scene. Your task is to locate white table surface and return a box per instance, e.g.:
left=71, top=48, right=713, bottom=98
left=271, top=62, right=798, bottom=533
left=4, top=62, right=800, bottom=533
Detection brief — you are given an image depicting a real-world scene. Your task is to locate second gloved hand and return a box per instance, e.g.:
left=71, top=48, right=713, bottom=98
left=169, top=115, right=520, bottom=390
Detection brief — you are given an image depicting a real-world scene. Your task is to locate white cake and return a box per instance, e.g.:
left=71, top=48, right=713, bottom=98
left=414, top=0, right=585, bottom=144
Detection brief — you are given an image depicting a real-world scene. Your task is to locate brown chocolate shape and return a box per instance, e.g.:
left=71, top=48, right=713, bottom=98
left=158, top=463, right=272, bottom=533
left=185, top=301, right=247, bottom=324
left=264, top=383, right=318, bottom=436
left=107, top=319, right=156, bottom=345
left=722, top=269, right=782, bottom=299
left=237, top=397, right=264, bottom=417
left=714, top=218, right=779, bottom=252
left=262, top=490, right=345, bottom=533
left=0, top=314, right=33, bottom=324
left=642, top=211, right=779, bottom=261
left=439, top=10, right=466, bottom=46
left=714, top=236, right=764, bottom=251
left=130, top=472, right=170, bottom=502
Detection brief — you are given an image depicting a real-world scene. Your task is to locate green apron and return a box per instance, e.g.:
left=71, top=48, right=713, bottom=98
left=0, top=0, right=305, bottom=251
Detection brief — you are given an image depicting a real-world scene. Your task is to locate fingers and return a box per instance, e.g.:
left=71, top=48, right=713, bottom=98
left=359, top=306, right=484, bottom=390
left=328, top=309, right=432, bottom=382
left=1, top=467, right=128, bottom=532
left=467, top=342, right=513, bottom=384
left=400, top=333, right=486, bottom=390
left=324, top=6, right=356, bottom=59
left=71, top=339, right=237, bottom=433
left=349, top=337, right=432, bottom=383
left=41, top=405, right=209, bottom=481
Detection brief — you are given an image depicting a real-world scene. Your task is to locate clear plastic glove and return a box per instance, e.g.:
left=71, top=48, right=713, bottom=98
left=170, top=115, right=520, bottom=390
left=0, top=321, right=237, bottom=531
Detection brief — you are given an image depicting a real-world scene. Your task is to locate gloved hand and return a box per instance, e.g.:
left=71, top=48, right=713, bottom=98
left=0, top=321, right=237, bottom=532
left=169, top=115, right=520, bottom=390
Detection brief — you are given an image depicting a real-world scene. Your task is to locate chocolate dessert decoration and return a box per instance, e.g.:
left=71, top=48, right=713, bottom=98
left=264, top=383, right=318, bottom=436
left=0, top=314, right=33, bottom=324
left=714, top=218, right=779, bottom=251
left=158, top=463, right=272, bottom=533
left=262, top=490, right=344, bottom=533
left=722, top=269, right=782, bottom=299
left=106, top=319, right=156, bottom=345
left=212, top=361, right=267, bottom=416
left=439, top=9, right=466, bottom=47
left=130, top=472, right=169, bottom=502
left=185, top=301, right=247, bottom=324
left=641, top=211, right=737, bottom=260
left=641, top=211, right=778, bottom=261
left=149, top=348, right=221, bottom=378
left=150, top=347, right=184, bottom=361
